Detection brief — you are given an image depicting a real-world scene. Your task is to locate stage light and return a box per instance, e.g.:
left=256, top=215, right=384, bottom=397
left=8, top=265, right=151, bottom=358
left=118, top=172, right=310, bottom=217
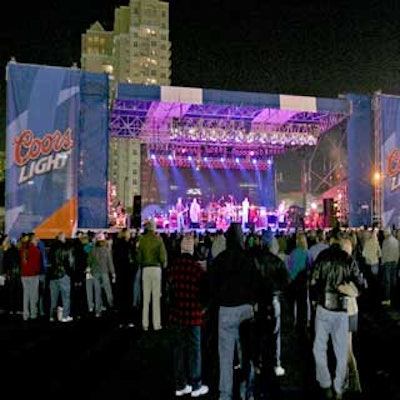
left=188, top=155, right=192, bottom=161
left=168, top=154, right=173, bottom=160
left=151, top=154, right=156, bottom=160
left=235, top=157, right=240, bottom=163
left=252, top=159, right=257, bottom=165
left=220, top=157, right=224, bottom=162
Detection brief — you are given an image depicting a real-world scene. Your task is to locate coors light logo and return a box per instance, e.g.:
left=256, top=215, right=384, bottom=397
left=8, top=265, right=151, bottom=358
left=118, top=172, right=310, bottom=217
left=386, top=147, right=400, bottom=192
left=14, top=129, right=74, bottom=184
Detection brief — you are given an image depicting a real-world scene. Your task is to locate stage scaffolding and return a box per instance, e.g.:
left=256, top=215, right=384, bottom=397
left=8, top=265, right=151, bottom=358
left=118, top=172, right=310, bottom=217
left=373, top=93, right=383, bottom=227
left=110, top=96, right=350, bottom=170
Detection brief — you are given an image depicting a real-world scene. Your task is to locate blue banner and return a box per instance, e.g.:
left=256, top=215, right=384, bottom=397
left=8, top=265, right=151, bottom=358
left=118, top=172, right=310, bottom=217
left=6, top=62, right=80, bottom=239
left=5, top=62, right=109, bottom=238
left=346, top=93, right=373, bottom=227
left=381, top=95, right=400, bottom=228
left=78, top=72, right=109, bottom=229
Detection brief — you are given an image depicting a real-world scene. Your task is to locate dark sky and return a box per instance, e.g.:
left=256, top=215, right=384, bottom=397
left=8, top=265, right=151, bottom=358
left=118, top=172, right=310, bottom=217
left=1, top=0, right=400, bottom=149
left=2, top=0, right=400, bottom=97
left=1, top=0, right=399, bottom=192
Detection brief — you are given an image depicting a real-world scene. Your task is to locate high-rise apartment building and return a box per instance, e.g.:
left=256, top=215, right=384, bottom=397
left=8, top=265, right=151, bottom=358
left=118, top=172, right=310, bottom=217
left=81, top=0, right=171, bottom=215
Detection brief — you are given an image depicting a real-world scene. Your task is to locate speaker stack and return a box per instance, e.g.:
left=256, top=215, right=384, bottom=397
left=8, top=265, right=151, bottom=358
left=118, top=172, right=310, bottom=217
left=132, top=195, right=142, bottom=229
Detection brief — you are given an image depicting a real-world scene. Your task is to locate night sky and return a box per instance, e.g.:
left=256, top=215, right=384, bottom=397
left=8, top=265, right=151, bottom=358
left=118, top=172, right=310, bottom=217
left=1, top=0, right=400, bottom=184
left=2, top=0, right=400, bottom=97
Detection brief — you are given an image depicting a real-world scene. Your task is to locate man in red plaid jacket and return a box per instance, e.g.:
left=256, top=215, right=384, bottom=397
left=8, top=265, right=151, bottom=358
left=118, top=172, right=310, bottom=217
left=167, top=233, right=209, bottom=398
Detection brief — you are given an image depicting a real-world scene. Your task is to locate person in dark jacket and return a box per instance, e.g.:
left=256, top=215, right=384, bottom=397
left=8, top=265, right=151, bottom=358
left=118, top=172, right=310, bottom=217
left=240, top=232, right=290, bottom=400
left=71, top=232, right=89, bottom=319
left=112, top=228, right=136, bottom=328
left=47, top=232, right=74, bottom=322
left=3, top=236, right=22, bottom=315
left=310, top=230, right=365, bottom=400
left=209, top=222, right=261, bottom=400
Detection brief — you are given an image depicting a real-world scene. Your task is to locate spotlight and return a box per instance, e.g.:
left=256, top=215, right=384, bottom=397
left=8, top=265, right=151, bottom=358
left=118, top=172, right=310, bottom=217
left=235, top=157, right=240, bottom=163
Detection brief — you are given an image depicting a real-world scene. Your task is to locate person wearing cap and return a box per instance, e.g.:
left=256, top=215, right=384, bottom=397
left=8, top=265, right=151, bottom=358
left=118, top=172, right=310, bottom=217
left=87, top=232, right=116, bottom=318
left=136, top=219, right=167, bottom=331
left=167, top=234, right=209, bottom=397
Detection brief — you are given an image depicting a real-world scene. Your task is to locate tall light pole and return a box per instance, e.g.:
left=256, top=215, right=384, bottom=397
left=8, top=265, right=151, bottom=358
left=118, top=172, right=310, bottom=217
left=373, top=170, right=382, bottom=227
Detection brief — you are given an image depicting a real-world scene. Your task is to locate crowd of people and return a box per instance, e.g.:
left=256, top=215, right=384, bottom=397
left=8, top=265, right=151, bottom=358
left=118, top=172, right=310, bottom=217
left=1, top=222, right=400, bottom=400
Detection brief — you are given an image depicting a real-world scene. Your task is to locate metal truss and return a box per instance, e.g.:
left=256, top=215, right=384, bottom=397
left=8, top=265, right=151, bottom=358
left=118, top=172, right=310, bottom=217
left=109, top=98, right=351, bottom=157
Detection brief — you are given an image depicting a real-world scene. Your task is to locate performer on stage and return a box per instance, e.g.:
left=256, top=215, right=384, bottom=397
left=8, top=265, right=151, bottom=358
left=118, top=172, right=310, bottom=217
left=225, top=194, right=236, bottom=224
left=175, top=196, right=187, bottom=232
left=242, top=196, right=250, bottom=229
left=189, top=197, right=201, bottom=229
left=277, top=200, right=286, bottom=229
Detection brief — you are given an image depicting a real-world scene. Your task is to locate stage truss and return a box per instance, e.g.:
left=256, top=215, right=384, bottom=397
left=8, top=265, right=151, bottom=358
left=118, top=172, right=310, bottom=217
left=110, top=88, right=351, bottom=171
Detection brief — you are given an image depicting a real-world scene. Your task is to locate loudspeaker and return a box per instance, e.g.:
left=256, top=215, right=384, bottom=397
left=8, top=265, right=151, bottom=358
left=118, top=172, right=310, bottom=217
left=323, top=198, right=335, bottom=227
left=132, top=195, right=142, bottom=228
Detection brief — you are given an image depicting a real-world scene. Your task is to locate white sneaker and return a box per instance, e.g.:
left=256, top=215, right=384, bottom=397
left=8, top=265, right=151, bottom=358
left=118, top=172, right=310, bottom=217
left=191, top=385, right=209, bottom=397
left=274, top=365, right=285, bottom=376
left=61, top=316, right=73, bottom=323
left=175, top=385, right=192, bottom=396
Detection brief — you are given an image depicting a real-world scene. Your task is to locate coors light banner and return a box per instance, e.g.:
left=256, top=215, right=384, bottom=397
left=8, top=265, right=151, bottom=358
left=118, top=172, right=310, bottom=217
left=5, top=62, right=109, bottom=239
left=381, top=95, right=400, bottom=228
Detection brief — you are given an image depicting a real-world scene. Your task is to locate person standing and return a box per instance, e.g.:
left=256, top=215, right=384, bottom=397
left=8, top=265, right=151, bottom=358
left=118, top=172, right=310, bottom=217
left=189, top=198, right=201, bottom=229
left=71, top=232, right=90, bottom=320
left=3, top=236, right=22, bottom=315
left=136, top=219, right=168, bottom=331
left=310, top=230, right=364, bottom=400
left=339, top=237, right=366, bottom=396
left=19, top=233, right=41, bottom=321
left=87, top=232, right=116, bottom=318
left=380, top=227, right=399, bottom=307
left=175, top=197, right=187, bottom=233
left=286, top=232, right=310, bottom=330
left=209, top=222, right=261, bottom=400
left=47, top=232, right=74, bottom=322
left=361, top=228, right=381, bottom=308
left=241, top=196, right=250, bottom=230
left=112, top=228, right=136, bottom=328
left=167, top=234, right=209, bottom=398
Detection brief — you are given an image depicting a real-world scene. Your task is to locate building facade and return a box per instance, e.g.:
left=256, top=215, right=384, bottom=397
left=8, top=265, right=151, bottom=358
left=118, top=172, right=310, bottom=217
left=81, top=0, right=171, bottom=215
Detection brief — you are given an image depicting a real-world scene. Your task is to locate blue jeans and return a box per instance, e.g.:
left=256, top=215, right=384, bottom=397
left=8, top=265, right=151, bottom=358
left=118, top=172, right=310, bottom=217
left=173, top=325, right=202, bottom=391
left=219, top=304, right=254, bottom=400
left=49, top=274, right=71, bottom=319
left=382, top=261, right=398, bottom=302
left=313, top=305, right=348, bottom=395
